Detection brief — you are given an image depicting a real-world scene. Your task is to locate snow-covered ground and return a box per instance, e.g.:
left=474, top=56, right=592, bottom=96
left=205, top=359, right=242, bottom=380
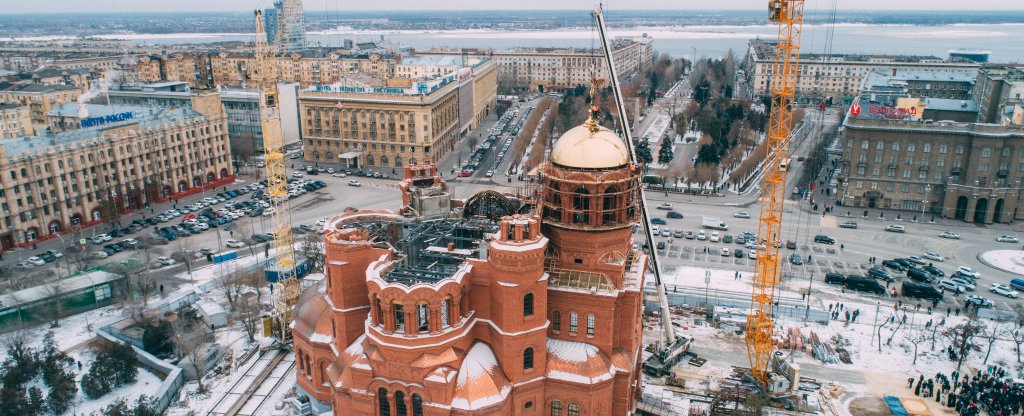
left=979, top=249, right=1024, bottom=275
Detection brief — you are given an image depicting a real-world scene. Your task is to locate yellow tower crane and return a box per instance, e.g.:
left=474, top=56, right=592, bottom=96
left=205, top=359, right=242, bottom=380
left=253, top=9, right=300, bottom=341
left=746, top=0, right=805, bottom=386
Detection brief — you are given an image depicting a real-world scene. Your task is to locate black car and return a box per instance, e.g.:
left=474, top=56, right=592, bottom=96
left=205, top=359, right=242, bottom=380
left=907, top=268, right=934, bottom=283
left=825, top=272, right=846, bottom=285
left=734, top=249, right=744, bottom=258
left=814, top=235, right=835, bottom=245
left=902, top=282, right=942, bottom=300
left=882, top=259, right=906, bottom=271
left=869, top=266, right=894, bottom=282
left=39, top=252, right=57, bottom=263
left=924, top=265, right=945, bottom=277
left=656, top=241, right=666, bottom=250
left=723, top=235, right=733, bottom=243
left=894, top=258, right=914, bottom=269
left=845, top=276, right=886, bottom=294
left=667, top=211, right=684, bottom=219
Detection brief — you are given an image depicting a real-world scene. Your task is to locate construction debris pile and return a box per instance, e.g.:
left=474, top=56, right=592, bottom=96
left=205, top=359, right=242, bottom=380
left=774, top=327, right=854, bottom=365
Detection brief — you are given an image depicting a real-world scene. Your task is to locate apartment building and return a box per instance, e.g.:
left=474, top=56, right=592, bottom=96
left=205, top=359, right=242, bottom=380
left=298, top=60, right=496, bottom=170
left=973, top=66, right=1024, bottom=124
left=418, top=37, right=654, bottom=91
left=0, top=104, right=32, bottom=139
left=0, top=83, right=82, bottom=124
left=746, top=39, right=980, bottom=99
left=0, top=104, right=233, bottom=250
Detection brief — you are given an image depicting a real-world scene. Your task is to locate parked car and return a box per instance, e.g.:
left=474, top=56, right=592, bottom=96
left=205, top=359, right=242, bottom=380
left=45, top=249, right=64, bottom=259
left=997, top=235, right=1020, bottom=243
left=882, top=259, right=906, bottom=271
left=964, top=295, right=994, bottom=308
left=990, top=284, right=1020, bottom=299
left=814, top=235, right=835, bottom=245
left=88, top=251, right=109, bottom=259
left=885, top=224, right=906, bottom=233
left=869, top=267, right=894, bottom=282
left=39, top=252, right=57, bottom=263
left=697, top=231, right=707, bottom=241
left=226, top=239, right=246, bottom=248
left=902, top=282, right=942, bottom=300
left=839, top=221, right=858, bottom=229
left=735, top=249, right=744, bottom=258
left=956, top=266, right=980, bottom=279
left=656, top=203, right=672, bottom=210
left=673, top=230, right=684, bottom=238
left=721, top=248, right=731, bottom=257
left=733, top=212, right=751, bottom=219
left=723, top=234, right=733, bottom=243
left=907, top=256, right=927, bottom=265
left=940, top=231, right=961, bottom=239
left=786, top=240, right=797, bottom=250
left=660, top=229, right=671, bottom=237
left=922, top=251, right=944, bottom=262
left=790, top=254, right=803, bottom=265
left=950, top=277, right=976, bottom=291
left=155, top=256, right=176, bottom=267
left=907, top=268, right=934, bottom=283
left=938, top=280, right=964, bottom=292
left=348, top=180, right=362, bottom=187
left=667, top=211, right=684, bottom=219
left=923, top=265, right=945, bottom=277
left=684, top=231, right=695, bottom=239
left=710, top=232, right=720, bottom=242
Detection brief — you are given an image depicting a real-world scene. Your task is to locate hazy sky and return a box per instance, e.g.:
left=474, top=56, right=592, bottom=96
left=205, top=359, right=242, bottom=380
left=2, top=0, right=1023, bottom=13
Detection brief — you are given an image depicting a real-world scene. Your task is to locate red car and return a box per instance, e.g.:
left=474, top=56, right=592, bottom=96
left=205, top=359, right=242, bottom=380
left=459, top=170, right=473, bottom=177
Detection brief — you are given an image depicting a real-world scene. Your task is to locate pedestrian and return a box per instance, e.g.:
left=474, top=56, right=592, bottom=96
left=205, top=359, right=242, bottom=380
left=829, top=303, right=833, bottom=312
left=159, top=284, right=164, bottom=294
left=947, top=307, right=951, bottom=316
left=908, top=377, right=915, bottom=388
left=840, top=243, right=844, bottom=251
left=77, top=360, right=82, bottom=371
left=955, top=308, right=960, bottom=316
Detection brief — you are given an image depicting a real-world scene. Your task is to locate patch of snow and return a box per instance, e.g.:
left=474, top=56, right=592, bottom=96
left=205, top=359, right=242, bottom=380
left=308, top=332, right=333, bottom=344
left=489, top=236, right=548, bottom=252
left=979, top=249, right=1024, bottom=275
left=496, top=281, right=520, bottom=287
left=68, top=348, right=163, bottom=416
left=450, top=385, right=511, bottom=411
left=547, top=338, right=600, bottom=363
left=455, top=343, right=500, bottom=390
left=547, top=369, right=612, bottom=384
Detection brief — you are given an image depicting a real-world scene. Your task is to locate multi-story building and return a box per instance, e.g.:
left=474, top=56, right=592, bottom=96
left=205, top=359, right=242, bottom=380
left=21, top=67, right=95, bottom=90
left=839, top=98, right=1024, bottom=224
left=0, top=104, right=32, bottom=139
left=0, top=83, right=82, bottom=124
left=746, top=39, right=980, bottom=99
left=0, top=104, right=233, bottom=250
left=973, top=66, right=1024, bottom=124
left=397, top=55, right=465, bottom=79
left=861, top=68, right=976, bottom=101
left=106, top=81, right=302, bottom=152
left=0, top=51, right=129, bottom=73
left=269, top=0, right=306, bottom=53
left=292, top=116, right=646, bottom=414
left=419, top=37, right=653, bottom=92
left=298, top=60, right=496, bottom=170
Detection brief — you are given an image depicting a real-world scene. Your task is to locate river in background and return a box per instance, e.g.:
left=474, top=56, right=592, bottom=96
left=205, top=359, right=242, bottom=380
left=71, top=23, right=1024, bottom=63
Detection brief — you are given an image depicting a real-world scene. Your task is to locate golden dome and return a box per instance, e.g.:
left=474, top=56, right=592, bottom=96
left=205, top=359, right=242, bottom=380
left=549, top=117, right=630, bottom=169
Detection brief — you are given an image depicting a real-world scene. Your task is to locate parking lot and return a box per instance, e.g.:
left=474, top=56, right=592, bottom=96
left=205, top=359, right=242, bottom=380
left=645, top=200, right=1024, bottom=314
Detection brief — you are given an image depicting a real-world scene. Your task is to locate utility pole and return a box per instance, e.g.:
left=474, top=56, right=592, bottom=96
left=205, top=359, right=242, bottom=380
left=804, top=269, right=814, bottom=322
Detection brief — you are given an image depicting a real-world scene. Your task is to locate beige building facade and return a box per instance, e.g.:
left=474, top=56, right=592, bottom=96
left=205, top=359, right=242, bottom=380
left=746, top=40, right=980, bottom=99
left=0, top=105, right=233, bottom=250
left=0, top=83, right=83, bottom=125
left=298, top=61, right=496, bottom=170
left=0, top=104, right=32, bottom=139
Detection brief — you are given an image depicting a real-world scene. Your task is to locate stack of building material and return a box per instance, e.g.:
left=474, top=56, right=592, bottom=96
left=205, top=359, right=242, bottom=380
left=809, top=331, right=838, bottom=364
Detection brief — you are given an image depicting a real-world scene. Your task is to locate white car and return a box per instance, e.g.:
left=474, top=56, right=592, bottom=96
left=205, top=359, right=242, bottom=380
left=262, top=207, right=277, bottom=217
left=922, top=251, right=944, bottom=262
left=697, top=231, right=707, bottom=241
left=964, top=295, right=994, bottom=308
left=226, top=239, right=247, bottom=248
left=291, top=172, right=304, bottom=178
left=907, top=256, right=926, bottom=265
left=657, top=203, right=673, bottom=210
left=196, top=223, right=210, bottom=230
left=885, top=224, right=905, bottom=233
left=721, top=248, right=731, bottom=257
left=950, top=277, right=976, bottom=291
left=155, top=256, right=176, bottom=266
left=997, top=235, right=1020, bottom=243
left=956, top=266, right=980, bottom=279
left=89, top=251, right=109, bottom=259
left=327, top=168, right=335, bottom=174
left=652, top=226, right=660, bottom=235
left=26, top=256, right=46, bottom=266
left=990, top=284, right=1020, bottom=299
left=750, top=250, right=758, bottom=260
left=710, top=232, right=720, bottom=242
left=733, top=212, right=751, bottom=219
left=940, top=231, right=960, bottom=239
left=332, top=172, right=347, bottom=178
left=348, top=180, right=362, bottom=187
left=315, top=218, right=327, bottom=227
left=938, top=280, right=964, bottom=292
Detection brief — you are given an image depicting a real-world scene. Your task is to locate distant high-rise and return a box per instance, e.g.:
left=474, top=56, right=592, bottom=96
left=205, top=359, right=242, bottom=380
left=263, top=5, right=279, bottom=44
left=271, top=0, right=306, bottom=53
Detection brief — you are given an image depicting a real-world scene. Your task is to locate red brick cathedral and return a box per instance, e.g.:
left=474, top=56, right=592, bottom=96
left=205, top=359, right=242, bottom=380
left=292, top=116, right=648, bottom=415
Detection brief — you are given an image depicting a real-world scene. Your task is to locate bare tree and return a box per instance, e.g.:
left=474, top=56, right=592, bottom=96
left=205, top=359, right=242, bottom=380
left=904, top=325, right=929, bottom=365
left=944, top=314, right=986, bottom=372
left=172, top=318, right=209, bottom=393
left=299, top=232, right=326, bottom=272
left=233, top=291, right=262, bottom=343
left=983, top=319, right=1005, bottom=364
left=42, top=277, right=65, bottom=327
left=170, top=239, right=196, bottom=280
left=214, top=267, right=246, bottom=311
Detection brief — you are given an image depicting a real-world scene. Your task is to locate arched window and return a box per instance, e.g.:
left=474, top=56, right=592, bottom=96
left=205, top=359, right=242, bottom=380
left=395, top=156, right=403, bottom=168
left=441, top=299, right=450, bottom=327
left=568, top=403, right=581, bottom=416
left=523, top=293, right=534, bottom=317
left=417, top=303, right=429, bottom=333
left=552, top=311, right=561, bottom=331
left=381, top=155, right=390, bottom=167
left=551, top=400, right=563, bottom=416
left=394, top=304, right=405, bottom=332
left=395, top=391, right=407, bottom=416
left=378, top=388, right=390, bottom=416
left=367, top=155, right=375, bottom=166
left=569, top=312, right=578, bottom=334
left=412, top=394, right=423, bottom=416
left=524, top=347, right=534, bottom=370
left=602, top=186, right=618, bottom=224
left=320, top=361, right=329, bottom=386
left=572, top=187, right=590, bottom=224
left=304, top=354, right=312, bottom=379
left=587, top=314, right=595, bottom=336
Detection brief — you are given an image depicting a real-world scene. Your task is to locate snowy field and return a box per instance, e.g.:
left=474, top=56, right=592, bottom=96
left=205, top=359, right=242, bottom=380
left=66, top=346, right=164, bottom=416
left=980, top=249, right=1024, bottom=275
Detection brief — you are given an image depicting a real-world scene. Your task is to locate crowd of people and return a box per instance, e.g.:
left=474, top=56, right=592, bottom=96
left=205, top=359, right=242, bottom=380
left=908, top=366, right=1024, bottom=415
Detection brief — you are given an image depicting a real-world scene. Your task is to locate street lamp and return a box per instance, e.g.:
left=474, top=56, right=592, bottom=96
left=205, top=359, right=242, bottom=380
left=804, top=270, right=814, bottom=322
left=921, top=184, right=931, bottom=222
left=704, top=269, right=711, bottom=308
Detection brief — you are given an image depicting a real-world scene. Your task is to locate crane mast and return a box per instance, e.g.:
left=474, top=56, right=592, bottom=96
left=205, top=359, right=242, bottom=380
left=592, top=5, right=675, bottom=347
left=254, top=9, right=300, bottom=340
left=746, top=0, right=805, bottom=385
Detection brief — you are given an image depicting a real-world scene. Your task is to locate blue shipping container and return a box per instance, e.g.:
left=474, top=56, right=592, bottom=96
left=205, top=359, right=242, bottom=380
left=1011, top=278, right=1024, bottom=292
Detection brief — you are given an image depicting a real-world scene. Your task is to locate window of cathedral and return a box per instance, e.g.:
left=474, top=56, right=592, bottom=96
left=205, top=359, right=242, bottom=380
left=524, top=293, right=534, bottom=317
left=417, top=303, right=429, bottom=333
left=551, top=400, right=563, bottom=416
left=395, top=391, right=407, bottom=416
left=587, top=314, right=595, bottom=336
left=569, top=312, right=578, bottom=334
left=394, top=304, right=405, bottom=332
left=552, top=311, right=561, bottom=332
left=568, top=403, right=581, bottom=416
left=378, top=388, right=390, bottom=416
left=524, top=347, right=534, bottom=370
